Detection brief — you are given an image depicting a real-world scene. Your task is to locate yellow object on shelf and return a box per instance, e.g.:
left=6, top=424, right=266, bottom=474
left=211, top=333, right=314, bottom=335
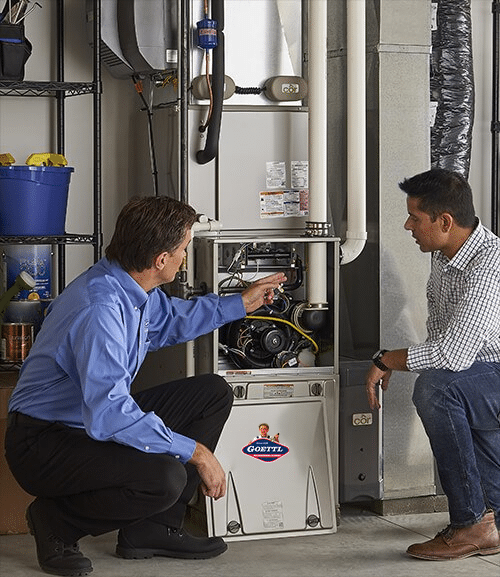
left=0, top=153, right=16, bottom=166
left=25, top=153, right=68, bottom=167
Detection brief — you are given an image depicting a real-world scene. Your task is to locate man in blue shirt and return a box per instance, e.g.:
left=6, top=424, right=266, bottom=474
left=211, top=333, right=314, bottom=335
left=5, top=195, right=286, bottom=576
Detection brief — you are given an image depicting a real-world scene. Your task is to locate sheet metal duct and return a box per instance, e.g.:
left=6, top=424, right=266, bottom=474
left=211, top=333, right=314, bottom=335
left=431, top=0, right=474, bottom=177
left=87, top=0, right=178, bottom=78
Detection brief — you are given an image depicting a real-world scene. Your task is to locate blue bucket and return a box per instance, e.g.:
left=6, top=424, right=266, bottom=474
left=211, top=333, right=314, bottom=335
left=0, top=165, right=74, bottom=236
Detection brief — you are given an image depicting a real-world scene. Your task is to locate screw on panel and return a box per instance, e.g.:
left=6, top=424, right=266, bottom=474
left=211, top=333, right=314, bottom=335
left=227, top=520, right=241, bottom=534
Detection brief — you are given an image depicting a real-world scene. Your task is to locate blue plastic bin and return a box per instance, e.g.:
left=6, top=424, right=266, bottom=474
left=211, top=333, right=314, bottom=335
left=0, top=165, right=74, bottom=236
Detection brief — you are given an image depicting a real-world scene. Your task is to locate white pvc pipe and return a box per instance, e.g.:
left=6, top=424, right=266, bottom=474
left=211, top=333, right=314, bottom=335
left=192, top=215, right=223, bottom=234
left=306, top=0, right=328, bottom=306
left=185, top=216, right=223, bottom=376
left=342, top=0, right=367, bottom=265
left=308, top=0, right=328, bottom=224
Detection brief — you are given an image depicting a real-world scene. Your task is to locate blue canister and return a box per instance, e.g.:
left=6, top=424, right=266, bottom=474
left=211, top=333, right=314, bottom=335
left=3, top=245, right=52, bottom=299
left=197, top=18, right=218, bottom=50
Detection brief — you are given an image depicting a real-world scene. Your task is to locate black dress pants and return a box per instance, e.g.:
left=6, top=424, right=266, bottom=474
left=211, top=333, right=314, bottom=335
left=5, top=374, right=233, bottom=543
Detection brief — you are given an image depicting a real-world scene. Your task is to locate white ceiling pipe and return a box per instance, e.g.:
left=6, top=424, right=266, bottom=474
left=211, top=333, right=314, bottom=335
left=306, top=0, right=328, bottom=307
left=308, top=0, right=328, bottom=225
left=341, top=0, right=367, bottom=265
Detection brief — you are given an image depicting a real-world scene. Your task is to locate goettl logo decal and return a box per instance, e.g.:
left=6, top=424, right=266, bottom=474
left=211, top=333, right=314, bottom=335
left=242, top=423, right=289, bottom=463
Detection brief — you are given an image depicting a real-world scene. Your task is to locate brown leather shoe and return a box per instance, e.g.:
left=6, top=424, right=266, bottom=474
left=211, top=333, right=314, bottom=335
left=407, top=511, right=500, bottom=561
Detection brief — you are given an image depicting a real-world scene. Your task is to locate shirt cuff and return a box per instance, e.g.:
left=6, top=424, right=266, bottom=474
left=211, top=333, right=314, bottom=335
left=220, top=293, right=246, bottom=322
left=169, top=432, right=196, bottom=464
left=407, top=342, right=438, bottom=371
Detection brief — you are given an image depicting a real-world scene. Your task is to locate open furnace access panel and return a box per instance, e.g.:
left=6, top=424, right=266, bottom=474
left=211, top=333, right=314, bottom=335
left=192, top=233, right=340, bottom=540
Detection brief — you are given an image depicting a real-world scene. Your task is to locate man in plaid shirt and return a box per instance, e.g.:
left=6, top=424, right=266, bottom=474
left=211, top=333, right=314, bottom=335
left=365, top=168, right=500, bottom=561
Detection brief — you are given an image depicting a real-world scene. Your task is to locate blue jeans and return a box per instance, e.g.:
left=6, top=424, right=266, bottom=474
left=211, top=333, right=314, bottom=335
left=412, top=363, right=500, bottom=529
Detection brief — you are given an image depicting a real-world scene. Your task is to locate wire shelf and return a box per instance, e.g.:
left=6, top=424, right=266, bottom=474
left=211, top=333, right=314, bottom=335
left=0, top=81, right=97, bottom=97
left=0, top=234, right=97, bottom=245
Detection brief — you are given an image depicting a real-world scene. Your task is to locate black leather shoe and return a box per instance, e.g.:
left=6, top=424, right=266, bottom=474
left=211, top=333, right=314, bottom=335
left=116, top=519, right=227, bottom=560
left=26, top=500, right=93, bottom=576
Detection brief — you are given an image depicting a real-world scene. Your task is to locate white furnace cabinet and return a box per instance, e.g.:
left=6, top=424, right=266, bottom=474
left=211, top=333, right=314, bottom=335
left=192, top=233, right=340, bottom=540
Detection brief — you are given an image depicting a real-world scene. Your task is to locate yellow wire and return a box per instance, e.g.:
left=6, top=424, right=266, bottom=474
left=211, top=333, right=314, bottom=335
left=245, top=315, right=319, bottom=354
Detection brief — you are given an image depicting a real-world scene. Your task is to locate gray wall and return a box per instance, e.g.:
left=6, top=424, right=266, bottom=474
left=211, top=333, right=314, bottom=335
left=329, top=0, right=435, bottom=499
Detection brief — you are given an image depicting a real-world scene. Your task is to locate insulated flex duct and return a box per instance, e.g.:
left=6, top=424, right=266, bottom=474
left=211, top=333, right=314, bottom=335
left=431, top=0, right=474, bottom=177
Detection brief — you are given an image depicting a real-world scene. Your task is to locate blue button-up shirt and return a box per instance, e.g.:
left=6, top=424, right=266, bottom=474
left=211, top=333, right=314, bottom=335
left=8, top=258, right=246, bottom=463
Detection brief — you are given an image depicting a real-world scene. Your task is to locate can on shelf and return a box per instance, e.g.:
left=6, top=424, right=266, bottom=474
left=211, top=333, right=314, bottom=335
left=3, top=245, right=52, bottom=299
left=1, top=323, right=34, bottom=363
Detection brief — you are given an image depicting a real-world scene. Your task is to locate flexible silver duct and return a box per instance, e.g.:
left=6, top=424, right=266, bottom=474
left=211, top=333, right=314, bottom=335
left=431, top=0, right=474, bottom=177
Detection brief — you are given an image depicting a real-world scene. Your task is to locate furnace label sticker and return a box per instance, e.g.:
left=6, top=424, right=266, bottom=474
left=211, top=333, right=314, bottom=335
left=291, top=160, right=308, bottom=188
left=262, top=500, right=285, bottom=529
left=266, top=161, right=286, bottom=188
left=260, top=191, right=284, bottom=218
left=259, top=189, right=309, bottom=219
left=242, top=423, right=289, bottom=462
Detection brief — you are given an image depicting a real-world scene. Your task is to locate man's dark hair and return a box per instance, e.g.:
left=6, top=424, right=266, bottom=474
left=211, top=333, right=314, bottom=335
left=105, top=196, right=197, bottom=272
left=398, top=168, right=476, bottom=228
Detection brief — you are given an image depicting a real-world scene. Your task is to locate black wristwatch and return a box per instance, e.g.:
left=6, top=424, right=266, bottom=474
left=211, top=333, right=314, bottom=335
left=372, top=349, right=389, bottom=372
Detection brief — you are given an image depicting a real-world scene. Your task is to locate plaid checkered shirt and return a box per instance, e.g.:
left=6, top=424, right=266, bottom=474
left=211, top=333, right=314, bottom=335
left=407, top=221, right=500, bottom=372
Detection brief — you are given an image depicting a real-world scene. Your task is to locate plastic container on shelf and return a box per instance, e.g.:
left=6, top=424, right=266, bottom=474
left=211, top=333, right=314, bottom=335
left=0, top=165, right=74, bottom=236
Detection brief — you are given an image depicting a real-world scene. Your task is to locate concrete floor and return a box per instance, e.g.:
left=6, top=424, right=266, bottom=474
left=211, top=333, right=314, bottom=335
left=1, top=506, right=500, bottom=577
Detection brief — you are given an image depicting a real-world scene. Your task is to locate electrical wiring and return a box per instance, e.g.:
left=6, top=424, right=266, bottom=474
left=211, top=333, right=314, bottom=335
left=161, top=74, right=178, bottom=89
left=154, top=75, right=180, bottom=110
left=218, top=343, right=247, bottom=360
left=226, top=243, right=250, bottom=272
left=132, top=77, right=159, bottom=196
left=218, top=271, right=248, bottom=290
left=241, top=260, right=261, bottom=282
left=235, top=85, right=263, bottom=95
left=245, top=315, right=319, bottom=354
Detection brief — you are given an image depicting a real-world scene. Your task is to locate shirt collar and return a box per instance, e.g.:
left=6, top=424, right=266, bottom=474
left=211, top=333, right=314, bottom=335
left=100, top=258, right=150, bottom=309
left=436, top=218, right=483, bottom=271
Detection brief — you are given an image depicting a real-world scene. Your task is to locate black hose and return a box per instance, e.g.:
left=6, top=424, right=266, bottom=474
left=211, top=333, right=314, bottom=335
left=180, top=0, right=189, bottom=202
left=196, top=0, right=224, bottom=165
